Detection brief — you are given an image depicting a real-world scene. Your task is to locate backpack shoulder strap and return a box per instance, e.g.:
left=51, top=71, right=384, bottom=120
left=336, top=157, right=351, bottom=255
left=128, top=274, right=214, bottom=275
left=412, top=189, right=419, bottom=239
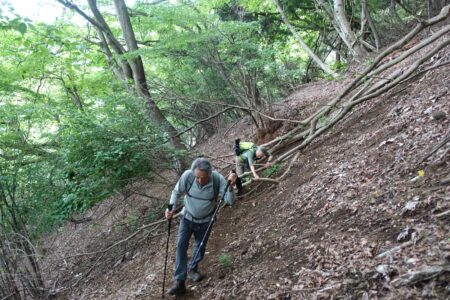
left=212, top=171, right=221, bottom=200
left=186, top=170, right=220, bottom=202
left=185, top=170, right=195, bottom=193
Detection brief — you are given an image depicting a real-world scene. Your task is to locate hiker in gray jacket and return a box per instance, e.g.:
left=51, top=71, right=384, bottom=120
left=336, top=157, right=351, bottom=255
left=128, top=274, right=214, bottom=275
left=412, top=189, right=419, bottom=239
left=165, top=158, right=237, bottom=296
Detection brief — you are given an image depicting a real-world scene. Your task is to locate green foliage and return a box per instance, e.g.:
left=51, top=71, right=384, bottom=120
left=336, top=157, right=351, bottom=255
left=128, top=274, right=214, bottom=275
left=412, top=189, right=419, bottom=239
left=331, top=61, right=347, bottom=72
left=2, top=0, right=433, bottom=240
left=262, top=163, right=282, bottom=177
left=134, top=2, right=305, bottom=132
left=0, top=17, right=28, bottom=34
left=145, top=210, right=160, bottom=223
left=0, top=22, right=176, bottom=234
left=218, top=253, right=232, bottom=267
left=128, top=212, right=139, bottom=228
left=2, top=3, right=442, bottom=296
left=318, top=115, right=329, bottom=128
left=53, top=104, right=173, bottom=219
left=114, top=223, right=122, bottom=234
left=0, top=4, right=29, bottom=35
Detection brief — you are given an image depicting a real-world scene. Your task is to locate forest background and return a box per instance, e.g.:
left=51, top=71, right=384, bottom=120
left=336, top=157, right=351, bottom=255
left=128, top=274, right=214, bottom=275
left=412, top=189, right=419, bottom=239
left=1, top=0, right=448, bottom=298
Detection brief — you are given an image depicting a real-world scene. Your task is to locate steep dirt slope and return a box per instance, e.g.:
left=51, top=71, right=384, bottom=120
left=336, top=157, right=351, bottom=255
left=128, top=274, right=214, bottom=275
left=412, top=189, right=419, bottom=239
left=42, top=39, right=449, bottom=299
left=188, top=51, right=449, bottom=299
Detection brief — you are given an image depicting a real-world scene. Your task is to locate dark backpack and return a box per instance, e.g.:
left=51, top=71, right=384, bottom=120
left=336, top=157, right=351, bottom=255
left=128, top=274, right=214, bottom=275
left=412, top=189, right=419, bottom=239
left=185, top=170, right=221, bottom=201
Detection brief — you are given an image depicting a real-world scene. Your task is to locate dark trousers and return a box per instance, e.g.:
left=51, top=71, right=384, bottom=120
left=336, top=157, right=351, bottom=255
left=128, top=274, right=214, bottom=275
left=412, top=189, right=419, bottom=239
left=174, top=216, right=212, bottom=281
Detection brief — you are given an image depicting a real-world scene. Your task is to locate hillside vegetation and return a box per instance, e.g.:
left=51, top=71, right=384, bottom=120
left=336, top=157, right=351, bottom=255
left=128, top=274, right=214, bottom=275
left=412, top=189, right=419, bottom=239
left=44, top=27, right=449, bottom=300
left=0, top=1, right=449, bottom=299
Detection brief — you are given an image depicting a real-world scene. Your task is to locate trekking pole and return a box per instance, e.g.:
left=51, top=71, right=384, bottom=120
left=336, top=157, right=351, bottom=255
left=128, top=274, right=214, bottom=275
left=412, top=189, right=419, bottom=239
left=162, top=204, right=173, bottom=298
left=189, top=180, right=231, bottom=272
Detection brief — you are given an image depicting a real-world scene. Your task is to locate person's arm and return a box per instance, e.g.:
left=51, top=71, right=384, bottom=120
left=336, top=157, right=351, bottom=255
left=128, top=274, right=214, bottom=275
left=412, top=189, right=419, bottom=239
left=247, top=150, right=260, bottom=179
left=265, top=154, right=274, bottom=167
left=219, top=172, right=237, bottom=206
left=262, top=147, right=273, bottom=166
left=250, top=165, right=260, bottom=179
left=165, top=170, right=190, bottom=219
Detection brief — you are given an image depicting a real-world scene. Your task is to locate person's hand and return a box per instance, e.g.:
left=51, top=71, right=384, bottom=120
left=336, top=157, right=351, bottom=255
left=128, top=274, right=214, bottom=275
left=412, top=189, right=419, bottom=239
left=265, top=162, right=273, bottom=168
left=253, top=174, right=260, bottom=180
left=165, top=208, right=173, bottom=219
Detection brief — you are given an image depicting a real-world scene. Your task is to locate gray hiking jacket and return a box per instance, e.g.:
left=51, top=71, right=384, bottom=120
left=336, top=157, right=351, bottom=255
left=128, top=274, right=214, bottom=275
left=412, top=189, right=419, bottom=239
left=169, top=170, right=234, bottom=223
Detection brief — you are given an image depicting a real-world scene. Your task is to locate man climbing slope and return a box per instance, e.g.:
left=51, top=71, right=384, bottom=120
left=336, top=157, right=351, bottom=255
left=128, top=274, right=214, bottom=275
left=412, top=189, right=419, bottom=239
left=165, top=158, right=237, bottom=296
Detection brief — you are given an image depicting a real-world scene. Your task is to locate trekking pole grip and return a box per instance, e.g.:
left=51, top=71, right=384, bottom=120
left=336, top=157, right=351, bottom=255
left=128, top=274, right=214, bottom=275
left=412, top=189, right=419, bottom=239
left=223, top=179, right=230, bottom=193
left=167, top=204, right=173, bottom=227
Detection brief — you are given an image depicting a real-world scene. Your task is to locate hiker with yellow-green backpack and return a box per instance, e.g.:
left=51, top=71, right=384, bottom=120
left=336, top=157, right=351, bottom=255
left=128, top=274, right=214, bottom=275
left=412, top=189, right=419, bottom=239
left=232, top=139, right=273, bottom=194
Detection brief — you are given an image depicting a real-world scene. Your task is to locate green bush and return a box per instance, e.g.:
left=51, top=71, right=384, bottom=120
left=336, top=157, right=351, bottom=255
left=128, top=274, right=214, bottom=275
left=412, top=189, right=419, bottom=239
left=218, top=253, right=232, bottom=267
left=261, top=163, right=282, bottom=177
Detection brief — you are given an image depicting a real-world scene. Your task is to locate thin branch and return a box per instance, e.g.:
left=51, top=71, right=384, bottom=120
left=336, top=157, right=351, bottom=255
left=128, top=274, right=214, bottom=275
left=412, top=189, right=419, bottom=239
left=419, top=130, right=450, bottom=164
left=67, top=218, right=164, bottom=258
left=196, top=99, right=306, bottom=124
left=174, top=107, right=235, bottom=138
left=394, top=0, right=425, bottom=22
left=277, top=152, right=301, bottom=181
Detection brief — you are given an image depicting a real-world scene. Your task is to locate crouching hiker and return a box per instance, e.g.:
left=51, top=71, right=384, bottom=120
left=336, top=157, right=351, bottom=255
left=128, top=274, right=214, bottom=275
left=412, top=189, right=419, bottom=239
left=233, top=139, right=273, bottom=181
left=165, top=158, right=237, bottom=296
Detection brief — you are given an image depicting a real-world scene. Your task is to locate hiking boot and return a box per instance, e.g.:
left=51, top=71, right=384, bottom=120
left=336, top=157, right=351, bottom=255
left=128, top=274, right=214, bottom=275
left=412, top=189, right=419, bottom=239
left=168, top=280, right=186, bottom=296
left=188, top=270, right=206, bottom=282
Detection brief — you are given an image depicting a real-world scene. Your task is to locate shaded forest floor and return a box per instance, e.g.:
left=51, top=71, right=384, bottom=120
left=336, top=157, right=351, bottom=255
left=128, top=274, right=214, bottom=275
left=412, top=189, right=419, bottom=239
left=41, top=33, right=449, bottom=299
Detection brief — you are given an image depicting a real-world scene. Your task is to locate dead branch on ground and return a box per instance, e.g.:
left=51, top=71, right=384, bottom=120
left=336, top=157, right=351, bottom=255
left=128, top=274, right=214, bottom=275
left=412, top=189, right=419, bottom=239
left=419, top=130, right=450, bottom=164
left=391, top=264, right=450, bottom=287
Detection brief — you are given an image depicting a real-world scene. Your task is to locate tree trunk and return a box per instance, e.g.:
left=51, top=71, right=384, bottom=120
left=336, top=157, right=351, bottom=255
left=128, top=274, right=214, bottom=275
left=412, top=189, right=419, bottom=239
left=86, top=0, right=134, bottom=79
left=95, top=28, right=128, bottom=81
left=389, top=0, right=404, bottom=24
left=333, top=0, right=368, bottom=58
left=273, top=0, right=338, bottom=78
left=366, top=6, right=381, bottom=50
left=360, top=0, right=368, bottom=40
left=112, top=0, right=185, bottom=151
left=60, top=76, right=84, bottom=111
left=57, top=0, right=186, bottom=153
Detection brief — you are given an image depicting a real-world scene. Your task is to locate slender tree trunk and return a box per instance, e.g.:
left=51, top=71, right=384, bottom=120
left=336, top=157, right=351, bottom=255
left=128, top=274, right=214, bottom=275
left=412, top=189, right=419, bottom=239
left=366, top=6, right=381, bottom=50
left=428, top=0, right=432, bottom=18
left=60, top=76, right=84, bottom=111
left=95, top=28, right=127, bottom=81
left=273, top=0, right=338, bottom=78
left=360, top=0, right=368, bottom=40
left=304, top=31, right=325, bottom=81
left=333, top=0, right=368, bottom=58
left=86, top=0, right=134, bottom=79
left=57, top=0, right=186, bottom=153
left=202, top=47, right=261, bottom=127
left=0, top=183, right=47, bottom=299
left=360, top=0, right=379, bottom=51
left=112, top=0, right=185, bottom=151
left=389, top=0, right=404, bottom=24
